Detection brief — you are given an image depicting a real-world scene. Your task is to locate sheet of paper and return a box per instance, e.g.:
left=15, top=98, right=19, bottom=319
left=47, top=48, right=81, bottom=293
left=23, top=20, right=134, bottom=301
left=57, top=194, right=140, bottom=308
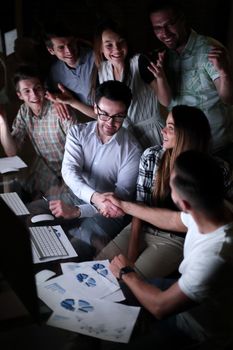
left=37, top=260, right=139, bottom=343
left=61, top=260, right=119, bottom=286
left=37, top=264, right=120, bottom=309
left=31, top=225, right=78, bottom=264
left=47, top=296, right=140, bottom=343
left=0, top=155, right=27, bottom=173
left=35, top=269, right=57, bottom=284
left=59, top=266, right=119, bottom=299
left=0, top=192, right=30, bottom=215
left=37, top=274, right=83, bottom=310
left=61, top=260, right=125, bottom=302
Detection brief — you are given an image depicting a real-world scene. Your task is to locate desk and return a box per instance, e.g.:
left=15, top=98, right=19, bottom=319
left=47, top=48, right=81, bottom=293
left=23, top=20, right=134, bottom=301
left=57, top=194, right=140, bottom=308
left=0, top=156, right=81, bottom=328
left=0, top=157, right=143, bottom=349
left=0, top=157, right=103, bottom=349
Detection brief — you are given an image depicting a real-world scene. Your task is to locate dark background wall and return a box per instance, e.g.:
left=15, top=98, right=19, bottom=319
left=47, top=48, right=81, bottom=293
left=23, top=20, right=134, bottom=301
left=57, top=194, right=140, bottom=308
left=21, top=0, right=232, bottom=49
left=1, top=0, right=232, bottom=54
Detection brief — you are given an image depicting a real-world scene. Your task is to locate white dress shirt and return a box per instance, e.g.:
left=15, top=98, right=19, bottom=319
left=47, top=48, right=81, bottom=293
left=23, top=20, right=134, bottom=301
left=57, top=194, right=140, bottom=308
left=62, top=121, right=142, bottom=217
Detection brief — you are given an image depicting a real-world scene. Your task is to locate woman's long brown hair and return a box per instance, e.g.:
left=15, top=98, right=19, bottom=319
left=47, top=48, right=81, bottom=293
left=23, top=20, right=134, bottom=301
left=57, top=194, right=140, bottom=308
left=153, top=105, right=211, bottom=206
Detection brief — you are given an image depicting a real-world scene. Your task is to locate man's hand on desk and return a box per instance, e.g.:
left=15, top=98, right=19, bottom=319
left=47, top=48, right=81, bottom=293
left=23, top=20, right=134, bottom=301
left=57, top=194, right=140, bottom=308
left=49, top=199, right=80, bottom=219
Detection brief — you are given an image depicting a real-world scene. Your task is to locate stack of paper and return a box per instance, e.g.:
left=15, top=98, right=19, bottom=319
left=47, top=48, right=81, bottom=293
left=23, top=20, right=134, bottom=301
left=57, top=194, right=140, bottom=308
left=36, top=260, right=140, bottom=343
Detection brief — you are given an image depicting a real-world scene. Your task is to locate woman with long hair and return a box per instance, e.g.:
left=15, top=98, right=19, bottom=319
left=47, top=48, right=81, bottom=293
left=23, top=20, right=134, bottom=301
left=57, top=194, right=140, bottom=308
left=92, top=18, right=171, bottom=149
left=96, top=105, right=233, bottom=279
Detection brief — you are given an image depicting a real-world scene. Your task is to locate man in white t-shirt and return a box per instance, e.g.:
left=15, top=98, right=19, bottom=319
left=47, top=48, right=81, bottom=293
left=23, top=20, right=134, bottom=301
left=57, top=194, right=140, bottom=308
left=108, top=150, right=233, bottom=349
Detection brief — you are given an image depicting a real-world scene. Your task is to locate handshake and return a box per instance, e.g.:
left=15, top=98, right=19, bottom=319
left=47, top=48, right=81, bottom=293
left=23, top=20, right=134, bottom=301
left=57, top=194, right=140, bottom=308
left=91, top=192, right=125, bottom=218
left=48, top=192, right=128, bottom=219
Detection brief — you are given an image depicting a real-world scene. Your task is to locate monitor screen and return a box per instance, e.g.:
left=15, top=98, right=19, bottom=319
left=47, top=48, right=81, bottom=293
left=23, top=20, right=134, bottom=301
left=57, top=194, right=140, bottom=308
left=0, top=197, right=40, bottom=323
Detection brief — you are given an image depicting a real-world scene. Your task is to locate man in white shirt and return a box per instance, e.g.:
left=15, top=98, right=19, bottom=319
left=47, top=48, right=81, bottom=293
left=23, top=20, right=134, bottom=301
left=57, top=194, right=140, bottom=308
left=49, top=80, right=142, bottom=258
left=108, top=150, right=233, bottom=349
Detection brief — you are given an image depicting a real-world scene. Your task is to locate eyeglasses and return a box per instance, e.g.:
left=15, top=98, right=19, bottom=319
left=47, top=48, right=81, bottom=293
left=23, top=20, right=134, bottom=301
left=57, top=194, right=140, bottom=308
left=96, top=105, right=126, bottom=123
left=153, top=16, right=180, bottom=34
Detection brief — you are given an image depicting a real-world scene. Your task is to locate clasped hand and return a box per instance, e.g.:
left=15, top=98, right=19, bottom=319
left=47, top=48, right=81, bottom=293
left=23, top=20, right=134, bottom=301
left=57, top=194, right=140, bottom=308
left=91, top=192, right=124, bottom=218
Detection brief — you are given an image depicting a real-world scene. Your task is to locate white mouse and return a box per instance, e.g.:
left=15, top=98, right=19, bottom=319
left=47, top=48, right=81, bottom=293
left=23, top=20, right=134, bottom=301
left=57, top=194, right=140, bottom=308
left=31, top=213, right=55, bottom=223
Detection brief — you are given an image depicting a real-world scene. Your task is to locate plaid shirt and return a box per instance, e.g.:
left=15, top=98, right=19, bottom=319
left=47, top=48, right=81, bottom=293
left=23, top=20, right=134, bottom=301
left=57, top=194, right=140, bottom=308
left=11, top=100, right=76, bottom=164
left=136, top=145, right=233, bottom=205
left=136, top=145, right=165, bottom=205
left=166, top=30, right=233, bottom=152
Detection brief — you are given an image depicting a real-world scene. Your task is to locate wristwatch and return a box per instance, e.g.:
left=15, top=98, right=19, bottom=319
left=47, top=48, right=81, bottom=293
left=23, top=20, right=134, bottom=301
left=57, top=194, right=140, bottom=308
left=119, top=266, right=135, bottom=280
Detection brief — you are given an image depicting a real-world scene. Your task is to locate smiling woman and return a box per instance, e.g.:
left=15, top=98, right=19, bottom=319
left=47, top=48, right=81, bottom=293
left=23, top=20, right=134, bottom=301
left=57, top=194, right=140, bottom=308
left=93, top=18, right=171, bottom=149
left=96, top=105, right=232, bottom=280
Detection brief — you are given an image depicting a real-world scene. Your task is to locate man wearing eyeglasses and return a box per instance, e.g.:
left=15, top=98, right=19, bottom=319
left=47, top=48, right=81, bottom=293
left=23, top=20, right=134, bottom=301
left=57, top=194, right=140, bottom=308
left=49, top=80, right=142, bottom=258
left=148, top=0, right=233, bottom=166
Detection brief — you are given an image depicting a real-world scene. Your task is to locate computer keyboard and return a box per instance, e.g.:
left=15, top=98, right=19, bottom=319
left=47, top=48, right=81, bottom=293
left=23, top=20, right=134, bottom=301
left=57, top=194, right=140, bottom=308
left=29, top=226, right=69, bottom=260
left=0, top=192, right=30, bottom=215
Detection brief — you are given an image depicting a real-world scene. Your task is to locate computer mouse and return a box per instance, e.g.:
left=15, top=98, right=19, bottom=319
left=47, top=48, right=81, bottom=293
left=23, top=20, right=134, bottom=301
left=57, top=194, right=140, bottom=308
left=35, top=269, right=56, bottom=284
left=31, top=213, right=55, bottom=223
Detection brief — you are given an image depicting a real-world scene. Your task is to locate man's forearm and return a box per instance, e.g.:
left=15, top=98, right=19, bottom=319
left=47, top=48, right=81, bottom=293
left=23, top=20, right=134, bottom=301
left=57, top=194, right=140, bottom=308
left=0, top=122, right=17, bottom=156
left=121, top=201, right=186, bottom=232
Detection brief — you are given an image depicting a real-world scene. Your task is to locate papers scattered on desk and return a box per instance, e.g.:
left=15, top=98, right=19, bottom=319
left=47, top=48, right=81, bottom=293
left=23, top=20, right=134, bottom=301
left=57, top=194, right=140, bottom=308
left=0, top=155, right=27, bottom=174
left=0, top=192, right=30, bottom=215
left=37, top=260, right=140, bottom=343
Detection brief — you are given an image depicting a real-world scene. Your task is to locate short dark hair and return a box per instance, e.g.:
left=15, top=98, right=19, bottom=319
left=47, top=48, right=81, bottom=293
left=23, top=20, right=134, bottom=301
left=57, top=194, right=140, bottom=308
left=172, top=150, right=224, bottom=211
left=95, top=80, right=132, bottom=110
left=42, top=21, right=74, bottom=48
left=13, top=65, right=44, bottom=92
left=148, top=0, right=183, bottom=17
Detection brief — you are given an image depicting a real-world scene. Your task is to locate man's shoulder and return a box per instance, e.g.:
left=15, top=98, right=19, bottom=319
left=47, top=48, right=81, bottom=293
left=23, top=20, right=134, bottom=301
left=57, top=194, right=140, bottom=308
left=119, top=127, right=142, bottom=148
left=142, top=145, right=163, bottom=157
left=194, top=31, right=223, bottom=51
left=48, top=59, right=65, bottom=76
left=17, top=102, right=30, bottom=117
left=69, top=121, right=96, bottom=134
left=79, top=45, right=94, bottom=63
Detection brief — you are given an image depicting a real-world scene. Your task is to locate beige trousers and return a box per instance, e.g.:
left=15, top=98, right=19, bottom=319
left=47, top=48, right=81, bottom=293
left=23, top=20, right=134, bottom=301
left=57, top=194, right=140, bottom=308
left=95, top=223, right=184, bottom=280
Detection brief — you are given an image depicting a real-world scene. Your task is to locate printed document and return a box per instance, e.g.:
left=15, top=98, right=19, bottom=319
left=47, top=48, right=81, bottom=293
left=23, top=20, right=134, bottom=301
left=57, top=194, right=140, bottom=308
left=0, top=155, right=27, bottom=173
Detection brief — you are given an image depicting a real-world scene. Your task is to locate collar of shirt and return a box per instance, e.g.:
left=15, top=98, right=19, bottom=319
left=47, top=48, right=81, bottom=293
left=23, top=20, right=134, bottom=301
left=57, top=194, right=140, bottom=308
left=180, top=29, right=197, bottom=56
left=90, top=121, right=124, bottom=146
left=28, top=99, right=51, bottom=119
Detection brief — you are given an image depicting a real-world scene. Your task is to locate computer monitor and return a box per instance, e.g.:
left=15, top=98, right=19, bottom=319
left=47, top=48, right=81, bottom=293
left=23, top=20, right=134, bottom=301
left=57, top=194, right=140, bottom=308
left=0, top=197, right=40, bottom=323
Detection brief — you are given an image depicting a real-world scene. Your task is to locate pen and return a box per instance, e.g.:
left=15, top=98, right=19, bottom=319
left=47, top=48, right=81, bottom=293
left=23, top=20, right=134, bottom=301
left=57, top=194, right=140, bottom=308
left=42, top=195, right=48, bottom=202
